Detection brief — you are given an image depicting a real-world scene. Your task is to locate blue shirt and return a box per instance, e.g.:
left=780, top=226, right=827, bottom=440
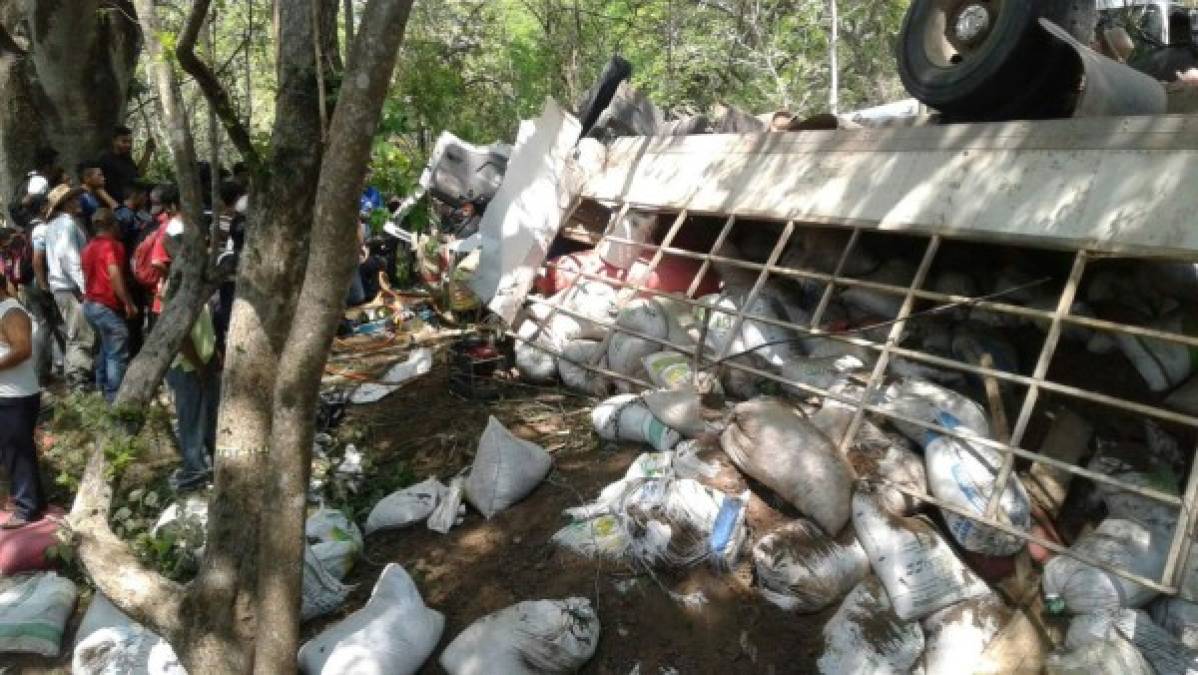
left=359, top=186, right=383, bottom=216
left=80, top=192, right=101, bottom=230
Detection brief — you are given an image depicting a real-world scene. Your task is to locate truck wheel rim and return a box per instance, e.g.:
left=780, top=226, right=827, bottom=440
left=921, top=0, right=1002, bottom=68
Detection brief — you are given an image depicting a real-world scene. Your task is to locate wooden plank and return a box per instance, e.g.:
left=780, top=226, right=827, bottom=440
left=580, top=116, right=1198, bottom=259
left=1024, top=409, right=1094, bottom=517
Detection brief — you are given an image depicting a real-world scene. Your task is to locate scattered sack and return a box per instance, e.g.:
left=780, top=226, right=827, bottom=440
left=839, top=259, right=915, bottom=321
left=514, top=330, right=561, bottom=383
left=558, top=339, right=612, bottom=397
left=642, top=390, right=708, bottom=438
left=0, top=572, right=77, bottom=657
left=1066, top=608, right=1198, bottom=675
left=853, top=482, right=990, bottom=621
left=551, top=514, right=629, bottom=561
left=301, top=544, right=353, bottom=622
left=593, top=394, right=683, bottom=451
left=73, top=595, right=184, bottom=675
left=151, top=496, right=209, bottom=555
left=1166, top=377, right=1198, bottom=416
left=878, top=378, right=1031, bottom=555
left=817, top=576, right=925, bottom=674
left=846, top=431, right=927, bottom=517
left=775, top=354, right=866, bottom=395
left=1153, top=596, right=1198, bottom=650
left=672, top=440, right=748, bottom=496
left=920, top=592, right=1008, bottom=675
left=721, top=398, right=853, bottom=534
left=563, top=452, right=676, bottom=521
left=1115, top=310, right=1196, bottom=393
left=73, top=626, right=185, bottom=675
left=428, top=475, right=466, bottom=534
left=752, top=519, right=869, bottom=613
left=1045, top=637, right=1155, bottom=675
left=1043, top=518, right=1170, bottom=615
left=306, top=508, right=364, bottom=581
left=877, top=378, right=990, bottom=441
left=924, top=433, right=1032, bottom=556
left=365, top=478, right=448, bottom=535
left=298, top=564, right=444, bottom=675
left=440, top=598, right=600, bottom=675
left=349, top=348, right=434, bottom=405
left=554, top=477, right=749, bottom=569
left=608, top=333, right=658, bottom=390
left=643, top=351, right=722, bottom=393
left=464, top=417, right=553, bottom=519
left=0, top=507, right=65, bottom=574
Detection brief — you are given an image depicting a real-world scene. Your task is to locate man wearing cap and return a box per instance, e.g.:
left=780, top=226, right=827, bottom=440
left=0, top=267, right=45, bottom=528
left=43, top=184, right=95, bottom=389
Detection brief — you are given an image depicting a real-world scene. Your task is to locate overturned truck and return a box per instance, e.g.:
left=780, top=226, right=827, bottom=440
left=461, top=88, right=1198, bottom=668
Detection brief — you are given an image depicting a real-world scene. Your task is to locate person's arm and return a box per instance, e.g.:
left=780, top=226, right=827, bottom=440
left=107, top=258, right=137, bottom=318
left=0, top=308, right=32, bottom=370
left=96, top=188, right=119, bottom=210
left=32, top=249, right=48, bottom=291
left=65, top=233, right=86, bottom=296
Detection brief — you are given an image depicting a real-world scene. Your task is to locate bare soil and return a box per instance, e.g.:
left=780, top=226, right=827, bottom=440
left=314, top=355, right=829, bottom=674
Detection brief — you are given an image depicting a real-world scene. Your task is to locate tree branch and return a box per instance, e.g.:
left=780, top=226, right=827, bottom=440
left=177, top=0, right=261, bottom=172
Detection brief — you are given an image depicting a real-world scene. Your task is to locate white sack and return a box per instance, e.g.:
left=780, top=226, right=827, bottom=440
left=852, top=483, right=990, bottom=621
left=464, top=416, right=553, bottom=519
left=0, top=572, right=77, bottom=657
left=920, top=592, right=1008, bottom=675
left=721, top=398, right=853, bottom=534
left=817, top=576, right=925, bottom=674
left=440, top=598, right=600, bottom=675
left=753, top=520, right=869, bottom=613
left=593, top=394, right=682, bottom=451
left=558, top=339, right=612, bottom=397
left=1043, top=517, right=1170, bottom=615
left=365, top=477, right=448, bottom=535
left=1066, top=609, right=1198, bottom=675
left=299, top=564, right=444, bottom=675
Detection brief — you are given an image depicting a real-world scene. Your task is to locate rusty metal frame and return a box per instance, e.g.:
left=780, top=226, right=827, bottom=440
left=515, top=202, right=1198, bottom=598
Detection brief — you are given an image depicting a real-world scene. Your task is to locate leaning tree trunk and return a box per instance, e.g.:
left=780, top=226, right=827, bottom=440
left=0, top=1, right=139, bottom=198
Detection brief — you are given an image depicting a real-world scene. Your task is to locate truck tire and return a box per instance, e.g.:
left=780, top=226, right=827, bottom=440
left=898, top=0, right=1098, bottom=118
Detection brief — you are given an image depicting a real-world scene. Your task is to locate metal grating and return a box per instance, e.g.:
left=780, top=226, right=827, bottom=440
left=513, top=198, right=1198, bottom=598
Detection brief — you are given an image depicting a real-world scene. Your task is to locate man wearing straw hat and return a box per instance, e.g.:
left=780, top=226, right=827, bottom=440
left=43, top=184, right=95, bottom=390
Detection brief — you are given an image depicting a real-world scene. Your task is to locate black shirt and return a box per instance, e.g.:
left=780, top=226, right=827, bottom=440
left=97, top=152, right=139, bottom=203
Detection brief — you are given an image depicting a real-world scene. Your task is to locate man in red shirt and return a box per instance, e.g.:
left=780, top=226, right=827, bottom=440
left=81, top=209, right=137, bottom=402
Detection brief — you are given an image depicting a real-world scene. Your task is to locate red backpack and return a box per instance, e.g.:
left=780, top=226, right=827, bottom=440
left=132, top=223, right=166, bottom=289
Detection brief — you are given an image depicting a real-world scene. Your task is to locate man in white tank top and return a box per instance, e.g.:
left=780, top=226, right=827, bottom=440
left=0, top=270, right=45, bottom=528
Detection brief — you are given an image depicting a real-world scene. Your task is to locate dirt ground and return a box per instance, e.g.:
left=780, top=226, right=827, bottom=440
left=8, top=339, right=825, bottom=674
left=315, top=345, right=828, bottom=674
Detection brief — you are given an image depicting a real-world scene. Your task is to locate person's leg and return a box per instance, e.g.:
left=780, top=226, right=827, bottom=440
left=201, top=368, right=221, bottom=464
left=84, top=303, right=130, bottom=403
left=81, top=301, right=106, bottom=394
left=54, top=292, right=96, bottom=389
left=166, top=367, right=209, bottom=487
left=20, top=287, right=52, bottom=380
left=0, top=395, right=46, bottom=521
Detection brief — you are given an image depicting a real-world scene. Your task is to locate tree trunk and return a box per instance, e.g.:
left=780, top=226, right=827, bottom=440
left=182, top=1, right=334, bottom=669
left=0, top=1, right=138, bottom=202
left=251, top=5, right=414, bottom=669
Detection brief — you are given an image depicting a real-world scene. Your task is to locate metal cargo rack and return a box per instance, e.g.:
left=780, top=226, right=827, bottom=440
left=513, top=192, right=1198, bottom=600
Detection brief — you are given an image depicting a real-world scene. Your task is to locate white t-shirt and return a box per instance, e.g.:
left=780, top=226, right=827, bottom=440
left=0, top=298, right=39, bottom=398
left=25, top=173, right=48, bottom=197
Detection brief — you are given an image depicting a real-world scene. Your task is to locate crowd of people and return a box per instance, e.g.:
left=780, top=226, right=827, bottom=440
left=0, top=127, right=251, bottom=527
left=0, top=125, right=474, bottom=529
